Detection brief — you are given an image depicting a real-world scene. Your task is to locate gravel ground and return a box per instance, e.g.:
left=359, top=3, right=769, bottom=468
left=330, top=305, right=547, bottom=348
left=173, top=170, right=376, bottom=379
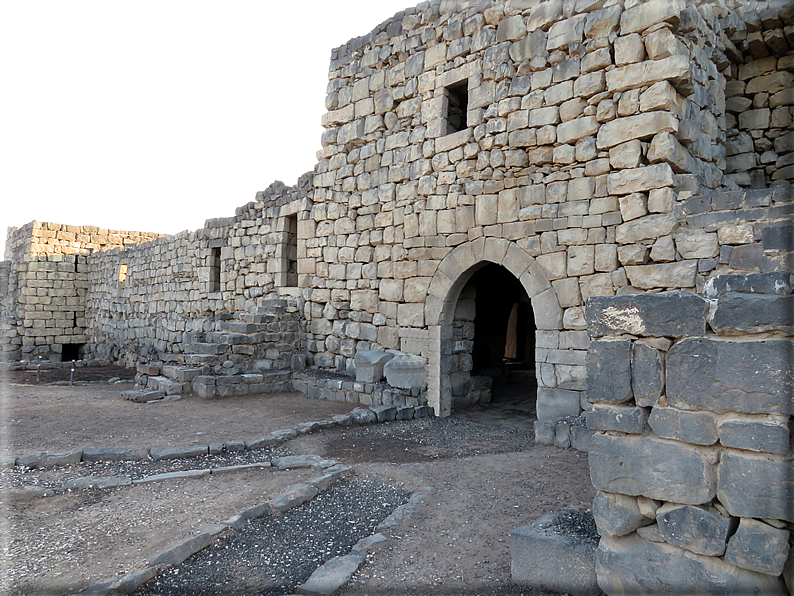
left=0, top=445, right=295, bottom=490
left=135, top=478, right=411, bottom=596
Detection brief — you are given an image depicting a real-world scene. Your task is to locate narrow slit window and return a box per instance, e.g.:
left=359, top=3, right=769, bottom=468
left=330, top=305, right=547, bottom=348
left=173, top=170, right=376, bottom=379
left=286, top=214, right=298, bottom=287
left=118, top=264, right=128, bottom=296
left=445, top=80, right=468, bottom=135
left=210, top=247, right=222, bottom=293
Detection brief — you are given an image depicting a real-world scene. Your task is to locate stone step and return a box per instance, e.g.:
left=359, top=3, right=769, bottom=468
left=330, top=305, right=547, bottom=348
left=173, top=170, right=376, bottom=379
left=161, top=365, right=206, bottom=383
left=121, top=389, right=166, bottom=403
left=183, top=354, right=218, bottom=365
left=235, top=312, right=278, bottom=324
left=205, top=331, right=258, bottom=345
left=146, top=376, right=185, bottom=396
left=219, top=321, right=264, bottom=334
left=189, top=342, right=229, bottom=355
left=192, top=370, right=292, bottom=398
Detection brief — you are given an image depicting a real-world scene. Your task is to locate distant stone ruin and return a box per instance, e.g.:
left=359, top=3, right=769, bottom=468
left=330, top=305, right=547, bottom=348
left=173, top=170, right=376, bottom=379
left=2, top=0, right=793, bottom=592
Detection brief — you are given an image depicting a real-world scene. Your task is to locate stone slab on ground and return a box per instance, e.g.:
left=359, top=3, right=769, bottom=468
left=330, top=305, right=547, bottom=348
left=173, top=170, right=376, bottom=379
left=82, top=446, right=149, bottom=462
left=296, top=553, right=365, bottom=595
left=17, top=449, right=82, bottom=469
left=511, top=506, right=601, bottom=596
left=63, top=475, right=133, bottom=490
left=149, top=445, right=209, bottom=460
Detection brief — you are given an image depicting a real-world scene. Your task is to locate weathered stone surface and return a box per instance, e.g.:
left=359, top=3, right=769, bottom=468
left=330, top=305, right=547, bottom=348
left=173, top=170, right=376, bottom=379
left=370, top=404, right=398, bottom=422
left=297, top=553, right=365, bottom=595
left=149, top=531, right=215, bottom=567
left=648, top=406, right=718, bottom=446
left=589, top=433, right=717, bottom=504
left=656, top=503, right=734, bottom=556
left=725, top=518, right=790, bottom=576
left=63, top=475, right=132, bottom=490
left=511, top=507, right=601, bottom=596
left=717, top=414, right=790, bottom=455
left=536, top=388, right=582, bottom=420
left=354, top=350, right=394, bottom=383
left=270, top=482, right=319, bottom=512
left=586, top=291, right=708, bottom=337
left=509, top=30, right=548, bottom=62
left=18, top=450, right=82, bottom=469
left=132, top=469, right=211, bottom=484
left=586, top=404, right=649, bottom=434
left=763, top=223, right=794, bottom=251
left=625, top=261, right=697, bottom=289
left=556, top=116, right=599, bottom=145
left=597, top=534, right=787, bottom=596
left=631, top=343, right=664, bottom=407
left=619, top=0, right=685, bottom=35
left=586, top=339, right=632, bottom=404
left=81, top=446, right=149, bottom=462
left=667, top=338, right=794, bottom=416
left=597, top=112, right=678, bottom=149
left=675, top=229, right=718, bottom=259
left=149, top=445, right=208, bottom=460
left=709, top=293, right=794, bottom=335
left=592, top=491, right=651, bottom=537
left=615, top=214, right=675, bottom=244
left=718, top=450, right=794, bottom=522
left=608, top=164, right=676, bottom=195
left=384, top=354, right=427, bottom=389
left=704, top=272, right=794, bottom=299
left=271, top=455, right=325, bottom=470
left=606, top=54, right=691, bottom=94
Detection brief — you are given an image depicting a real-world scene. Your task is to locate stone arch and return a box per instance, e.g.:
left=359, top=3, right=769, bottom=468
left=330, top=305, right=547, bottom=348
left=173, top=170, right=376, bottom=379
left=425, top=237, right=563, bottom=417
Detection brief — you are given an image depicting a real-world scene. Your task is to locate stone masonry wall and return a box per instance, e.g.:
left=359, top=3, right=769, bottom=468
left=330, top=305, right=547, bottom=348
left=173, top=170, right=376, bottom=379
left=585, top=280, right=793, bottom=594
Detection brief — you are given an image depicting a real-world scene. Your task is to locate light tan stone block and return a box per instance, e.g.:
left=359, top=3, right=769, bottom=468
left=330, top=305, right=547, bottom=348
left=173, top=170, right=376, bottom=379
left=618, top=193, right=648, bottom=222
left=619, top=0, right=685, bottom=36
left=674, top=229, right=718, bottom=259
left=616, top=214, right=676, bottom=244
left=606, top=55, right=691, bottom=94
left=625, top=261, right=697, bottom=289
left=598, top=112, right=678, bottom=150
left=567, top=245, right=595, bottom=276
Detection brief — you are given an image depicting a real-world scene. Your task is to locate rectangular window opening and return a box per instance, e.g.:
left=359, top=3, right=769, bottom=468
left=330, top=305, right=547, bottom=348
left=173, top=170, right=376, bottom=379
left=286, top=214, right=298, bottom=287
left=445, top=80, right=468, bottom=135
left=61, top=343, right=84, bottom=362
left=210, top=247, right=222, bottom=293
left=118, top=264, right=128, bottom=296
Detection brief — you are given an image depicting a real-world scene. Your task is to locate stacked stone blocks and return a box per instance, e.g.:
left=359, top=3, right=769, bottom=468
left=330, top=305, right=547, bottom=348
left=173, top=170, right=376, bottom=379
left=585, top=278, right=793, bottom=594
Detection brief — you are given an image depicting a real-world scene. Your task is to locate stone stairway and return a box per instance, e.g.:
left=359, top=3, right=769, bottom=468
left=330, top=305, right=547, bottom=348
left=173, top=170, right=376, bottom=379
left=122, top=298, right=300, bottom=402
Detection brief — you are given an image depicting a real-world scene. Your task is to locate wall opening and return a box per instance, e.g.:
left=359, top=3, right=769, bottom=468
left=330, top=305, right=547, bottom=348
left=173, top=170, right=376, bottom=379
left=209, top=247, right=222, bottom=293
left=444, top=80, right=468, bottom=135
left=450, top=263, right=536, bottom=413
left=61, top=343, right=84, bottom=362
left=285, top=214, right=298, bottom=287
left=118, top=264, right=128, bottom=297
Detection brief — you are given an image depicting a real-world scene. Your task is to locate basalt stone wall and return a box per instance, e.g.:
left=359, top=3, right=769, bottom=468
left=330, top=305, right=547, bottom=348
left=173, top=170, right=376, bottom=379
left=585, top=280, right=794, bottom=595
left=84, top=176, right=313, bottom=367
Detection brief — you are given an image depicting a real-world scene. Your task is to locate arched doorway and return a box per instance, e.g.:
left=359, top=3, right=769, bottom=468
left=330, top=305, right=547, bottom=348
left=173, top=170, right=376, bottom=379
left=458, top=263, right=536, bottom=412
left=424, top=237, right=562, bottom=418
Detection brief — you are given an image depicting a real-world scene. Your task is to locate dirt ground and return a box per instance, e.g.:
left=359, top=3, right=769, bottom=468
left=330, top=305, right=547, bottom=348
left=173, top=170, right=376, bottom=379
left=0, top=380, right=358, bottom=458
left=1, top=371, right=595, bottom=595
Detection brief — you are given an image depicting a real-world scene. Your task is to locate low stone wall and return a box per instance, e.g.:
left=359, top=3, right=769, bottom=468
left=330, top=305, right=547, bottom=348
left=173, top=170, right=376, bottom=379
left=292, top=370, right=427, bottom=409
left=584, top=277, right=793, bottom=594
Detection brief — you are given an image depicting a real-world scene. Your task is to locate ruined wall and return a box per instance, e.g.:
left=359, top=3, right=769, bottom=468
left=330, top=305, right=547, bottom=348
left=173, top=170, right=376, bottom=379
left=0, top=223, right=162, bottom=361
left=83, top=176, right=313, bottom=367
left=585, top=279, right=793, bottom=594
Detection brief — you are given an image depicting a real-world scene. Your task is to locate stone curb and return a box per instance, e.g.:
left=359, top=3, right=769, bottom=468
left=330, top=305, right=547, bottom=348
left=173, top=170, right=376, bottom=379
left=294, top=486, right=433, bottom=595
left=7, top=405, right=433, bottom=471
left=80, top=457, right=352, bottom=595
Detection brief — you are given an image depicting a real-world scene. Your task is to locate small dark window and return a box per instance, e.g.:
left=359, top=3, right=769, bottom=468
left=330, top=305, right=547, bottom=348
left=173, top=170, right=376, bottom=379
left=286, top=215, right=298, bottom=287
left=445, top=80, right=468, bottom=135
left=61, top=343, right=84, bottom=362
left=210, top=247, right=222, bottom=293
left=118, top=264, right=128, bottom=297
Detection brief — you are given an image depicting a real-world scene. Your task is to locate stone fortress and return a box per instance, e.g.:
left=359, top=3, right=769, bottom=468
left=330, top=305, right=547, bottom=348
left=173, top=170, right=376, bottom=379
left=2, top=0, right=793, bottom=592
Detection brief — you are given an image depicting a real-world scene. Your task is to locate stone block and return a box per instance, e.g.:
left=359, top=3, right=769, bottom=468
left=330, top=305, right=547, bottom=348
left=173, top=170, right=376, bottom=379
left=717, top=414, right=790, bottom=455
left=547, top=14, right=586, bottom=51
left=354, top=350, right=394, bottom=383
left=534, top=419, right=556, bottom=445
left=710, top=293, right=794, bottom=335
left=597, top=534, right=787, bottom=596
left=511, top=507, right=601, bottom=596
left=556, top=116, right=598, bottom=145
left=625, top=261, right=697, bottom=289
left=648, top=406, right=717, bottom=446
left=384, top=354, right=427, bottom=389
left=82, top=446, right=149, bottom=462
left=584, top=6, right=621, bottom=40
left=149, top=445, right=208, bottom=460
left=667, top=338, right=794, bottom=416
left=597, top=112, right=678, bottom=149
left=586, top=404, right=649, bottom=434
left=536, top=388, right=582, bottom=420
left=589, top=433, right=717, bottom=505
left=608, top=164, right=676, bottom=195
left=606, top=55, right=691, bottom=94
left=718, top=450, right=794, bottom=523
left=586, top=291, right=708, bottom=337
left=656, top=503, right=734, bottom=557
left=496, top=15, right=526, bottom=42
left=593, top=491, right=652, bottom=537
left=509, top=30, right=548, bottom=62
left=619, top=0, right=685, bottom=35
left=18, top=450, right=82, bottom=469
left=630, top=342, right=663, bottom=406
left=763, top=223, right=794, bottom=251
left=586, top=339, right=632, bottom=404
left=725, top=518, right=790, bottom=576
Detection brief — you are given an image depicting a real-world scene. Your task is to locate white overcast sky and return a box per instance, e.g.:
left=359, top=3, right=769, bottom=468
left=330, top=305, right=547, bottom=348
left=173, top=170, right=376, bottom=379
left=0, top=0, right=417, bottom=257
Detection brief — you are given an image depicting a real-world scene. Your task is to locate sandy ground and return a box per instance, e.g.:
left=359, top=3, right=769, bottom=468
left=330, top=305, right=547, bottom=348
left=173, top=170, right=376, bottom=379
left=0, top=381, right=358, bottom=458
left=1, top=372, right=595, bottom=595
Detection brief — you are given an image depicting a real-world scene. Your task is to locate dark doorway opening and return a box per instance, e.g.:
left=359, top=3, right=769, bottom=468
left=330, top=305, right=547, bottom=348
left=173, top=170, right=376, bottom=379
left=470, top=264, right=536, bottom=414
left=444, top=80, right=469, bottom=135
left=61, top=343, right=84, bottom=362
left=285, top=214, right=298, bottom=287
left=210, top=247, right=222, bottom=293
